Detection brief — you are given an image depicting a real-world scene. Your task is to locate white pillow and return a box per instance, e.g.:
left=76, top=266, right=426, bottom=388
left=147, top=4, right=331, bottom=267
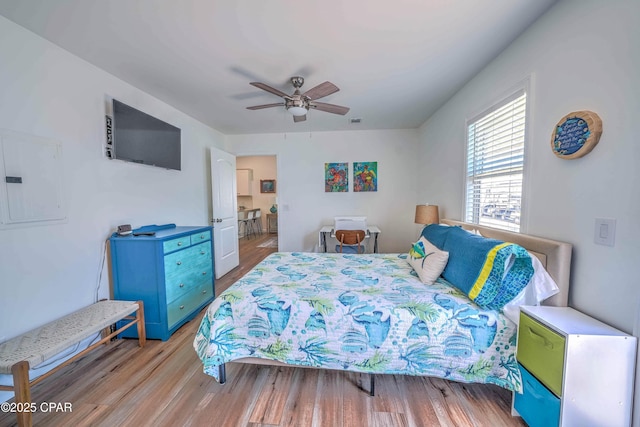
left=502, top=253, right=560, bottom=324
left=407, top=236, right=449, bottom=285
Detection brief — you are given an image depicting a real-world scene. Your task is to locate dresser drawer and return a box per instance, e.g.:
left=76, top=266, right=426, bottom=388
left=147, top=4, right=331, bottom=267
left=517, top=312, right=565, bottom=396
left=191, top=230, right=211, bottom=245
left=514, top=364, right=561, bottom=427
left=163, top=235, right=191, bottom=253
left=185, top=242, right=213, bottom=287
left=164, top=244, right=213, bottom=303
left=167, top=284, right=212, bottom=328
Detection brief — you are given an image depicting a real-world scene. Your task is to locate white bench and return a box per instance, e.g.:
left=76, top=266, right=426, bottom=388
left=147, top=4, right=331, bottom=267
left=0, top=300, right=145, bottom=427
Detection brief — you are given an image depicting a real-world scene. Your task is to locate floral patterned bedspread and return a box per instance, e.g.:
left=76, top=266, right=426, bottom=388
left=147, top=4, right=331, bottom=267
left=193, top=252, right=522, bottom=392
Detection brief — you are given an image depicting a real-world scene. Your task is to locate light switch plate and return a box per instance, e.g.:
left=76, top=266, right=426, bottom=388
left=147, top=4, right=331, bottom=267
left=594, top=218, right=616, bottom=246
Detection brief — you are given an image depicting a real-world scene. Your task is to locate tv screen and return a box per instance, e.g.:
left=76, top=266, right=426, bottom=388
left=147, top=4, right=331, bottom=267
left=112, top=99, right=181, bottom=170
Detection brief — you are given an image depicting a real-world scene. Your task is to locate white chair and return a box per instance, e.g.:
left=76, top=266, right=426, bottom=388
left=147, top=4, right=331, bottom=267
left=245, top=210, right=256, bottom=239
left=237, top=210, right=248, bottom=237
left=252, top=210, right=263, bottom=235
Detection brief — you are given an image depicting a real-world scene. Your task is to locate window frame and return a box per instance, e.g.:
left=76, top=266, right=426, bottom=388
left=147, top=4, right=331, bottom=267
left=462, top=79, right=531, bottom=233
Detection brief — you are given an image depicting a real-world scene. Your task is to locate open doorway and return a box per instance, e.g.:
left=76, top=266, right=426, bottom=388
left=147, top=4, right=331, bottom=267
left=236, top=155, right=278, bottom=254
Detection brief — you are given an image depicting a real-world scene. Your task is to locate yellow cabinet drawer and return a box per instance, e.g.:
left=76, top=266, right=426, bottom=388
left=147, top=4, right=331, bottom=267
left=517, top=312, right=566, bottom=396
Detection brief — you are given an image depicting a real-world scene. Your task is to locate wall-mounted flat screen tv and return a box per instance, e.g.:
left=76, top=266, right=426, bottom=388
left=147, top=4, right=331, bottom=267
left=112, top=99, right=181, bottom=171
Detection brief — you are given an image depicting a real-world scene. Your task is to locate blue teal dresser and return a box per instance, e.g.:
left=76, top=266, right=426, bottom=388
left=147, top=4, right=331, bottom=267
left=110, top=225, right=215, bottom=341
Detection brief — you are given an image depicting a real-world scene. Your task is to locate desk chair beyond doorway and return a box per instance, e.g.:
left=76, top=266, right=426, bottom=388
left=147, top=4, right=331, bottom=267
left=335, top=229, right=366, bottom=254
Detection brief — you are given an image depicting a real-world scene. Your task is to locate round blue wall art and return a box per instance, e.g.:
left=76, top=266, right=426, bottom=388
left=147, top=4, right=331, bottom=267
left=551, top=110, right=602, bottom=159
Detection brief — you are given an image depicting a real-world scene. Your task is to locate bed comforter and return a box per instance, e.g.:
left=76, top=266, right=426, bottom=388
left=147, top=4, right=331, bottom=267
left=193, top=252, right=522, bottom=392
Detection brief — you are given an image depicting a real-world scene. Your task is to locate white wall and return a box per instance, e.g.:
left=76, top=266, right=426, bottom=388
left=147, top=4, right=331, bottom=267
left=229, top=130, right=420, bottom=253
left=418, top=0, right=640, bottom=335
left=0, top=16, right=225, bottom=341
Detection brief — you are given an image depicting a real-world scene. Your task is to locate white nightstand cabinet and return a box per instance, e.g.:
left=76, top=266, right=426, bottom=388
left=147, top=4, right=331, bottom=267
left=514, top=306, right=637, bottom=427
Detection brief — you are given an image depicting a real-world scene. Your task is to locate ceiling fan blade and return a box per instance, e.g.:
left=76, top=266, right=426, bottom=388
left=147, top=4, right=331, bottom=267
left=302, top=81, right=339, bottom=100
left=250, top=82, right=289, bottom=98
left=246, top=103, right=284, bottom=110
left=310, top=102, right=350, bottom=115
left=293, top=114, right=307, bottom=123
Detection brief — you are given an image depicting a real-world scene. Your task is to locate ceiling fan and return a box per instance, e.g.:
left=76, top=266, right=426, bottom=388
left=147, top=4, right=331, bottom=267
left=246, top=76, right=350, bottom=122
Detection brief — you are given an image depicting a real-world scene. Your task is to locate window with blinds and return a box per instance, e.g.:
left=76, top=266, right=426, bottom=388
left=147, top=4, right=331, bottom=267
left=465, top=90, right=527, bottom=232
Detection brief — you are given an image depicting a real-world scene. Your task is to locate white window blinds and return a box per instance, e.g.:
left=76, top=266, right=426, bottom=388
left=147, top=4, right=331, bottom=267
left=465, top=90, right=527, bottom=232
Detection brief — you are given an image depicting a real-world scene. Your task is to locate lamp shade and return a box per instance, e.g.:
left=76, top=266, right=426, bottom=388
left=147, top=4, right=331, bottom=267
left=415, top=205, right=439, bottom=225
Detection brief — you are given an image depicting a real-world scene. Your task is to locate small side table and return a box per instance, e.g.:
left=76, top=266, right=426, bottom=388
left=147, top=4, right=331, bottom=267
left=514, top=306, right=636, bottom=426
left=267, top=213, right=278, bottom=233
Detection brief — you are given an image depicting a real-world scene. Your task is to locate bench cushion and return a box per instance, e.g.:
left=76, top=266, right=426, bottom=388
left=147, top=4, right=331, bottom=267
left=0, top=300, right=139, bottom=374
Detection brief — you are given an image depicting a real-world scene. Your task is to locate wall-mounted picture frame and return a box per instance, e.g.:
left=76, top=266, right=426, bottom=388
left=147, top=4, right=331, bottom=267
left=550, top=110, right=602, bottom=160
left=354, top=161, right=377, bottom=192
left=325, top=162, right=348, bottom=192
left=260, top=179, right=276, bottom=193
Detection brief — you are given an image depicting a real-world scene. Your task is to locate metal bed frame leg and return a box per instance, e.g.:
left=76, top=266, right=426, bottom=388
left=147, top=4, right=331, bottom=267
left=370, top=374, right=375, bottom=397
left=219, top=364, right=226, bottom=384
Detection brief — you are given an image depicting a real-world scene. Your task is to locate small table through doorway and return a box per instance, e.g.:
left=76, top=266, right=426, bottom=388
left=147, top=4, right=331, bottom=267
left=267, top=213, right=278, bottom=234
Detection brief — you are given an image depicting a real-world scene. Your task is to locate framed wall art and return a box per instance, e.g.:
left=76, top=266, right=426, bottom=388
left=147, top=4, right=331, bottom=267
left=354, top=161, right=377, bottom=192
left=550, top=111, right=602, bottom=160
left=325, top=162, right=348, bottom=192
left=260, top=179, right=276, bottom=193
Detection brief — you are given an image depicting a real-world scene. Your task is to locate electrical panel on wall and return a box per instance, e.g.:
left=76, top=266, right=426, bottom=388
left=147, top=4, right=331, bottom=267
left=0, top=129, right=67, bottom=229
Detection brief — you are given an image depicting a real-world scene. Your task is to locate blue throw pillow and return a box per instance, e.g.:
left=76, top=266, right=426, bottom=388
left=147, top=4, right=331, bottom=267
left=426, top=225, right=534, bottom=311
left=420, top=224, right=451, bottom=249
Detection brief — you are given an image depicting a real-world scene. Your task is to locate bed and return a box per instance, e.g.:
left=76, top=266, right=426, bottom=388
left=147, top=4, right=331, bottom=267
left=193, top=219, right=571, bottom=394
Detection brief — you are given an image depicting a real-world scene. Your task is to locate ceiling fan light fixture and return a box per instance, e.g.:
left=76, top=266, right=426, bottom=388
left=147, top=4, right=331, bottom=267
left=247, top=76, right=349, bottom=120
left=287, top=106, right=308, bottom=116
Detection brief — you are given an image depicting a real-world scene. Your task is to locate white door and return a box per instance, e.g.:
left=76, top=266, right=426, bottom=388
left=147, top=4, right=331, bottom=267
left=210, top=147, right=239, bottom=278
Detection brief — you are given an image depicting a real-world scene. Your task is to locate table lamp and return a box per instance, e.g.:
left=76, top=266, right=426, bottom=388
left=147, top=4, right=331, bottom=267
left=415, top=204, right=439, bottom=225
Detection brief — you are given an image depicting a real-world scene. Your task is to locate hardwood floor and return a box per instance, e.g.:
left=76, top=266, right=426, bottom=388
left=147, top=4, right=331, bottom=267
left=0, top=233, right=525, bottom=427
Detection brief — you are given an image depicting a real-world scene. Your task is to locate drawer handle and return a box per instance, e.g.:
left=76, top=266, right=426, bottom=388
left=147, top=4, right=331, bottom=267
left=527, top=327, right=555, bottom=349
left=202, top=290, right=207, bottom=294
left=202, top=271, right=207, bottom=276
left=179, top=283, right=184, bottom=288
left=200, top=235, right=205, bottom=239
left=201, top=251, right=205, bottom=255
left=177, top=261, right=182, bottom=266
left=180, top=305, right=185, bottom=310
left=177, top=242, right=182, bottom=246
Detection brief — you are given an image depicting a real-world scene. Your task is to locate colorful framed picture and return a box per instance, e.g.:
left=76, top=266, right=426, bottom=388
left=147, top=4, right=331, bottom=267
left=325, top=162, right=348, bottom=192
left=354, top=161, right=377, bottom=192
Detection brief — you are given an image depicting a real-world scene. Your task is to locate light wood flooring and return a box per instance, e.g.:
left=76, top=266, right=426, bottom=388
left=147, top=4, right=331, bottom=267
left=0, top=233, right=525, bottom=427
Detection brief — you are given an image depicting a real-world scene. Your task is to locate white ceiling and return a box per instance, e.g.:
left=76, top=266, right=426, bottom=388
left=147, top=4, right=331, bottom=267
left=0, top=0, right=557, bottom=135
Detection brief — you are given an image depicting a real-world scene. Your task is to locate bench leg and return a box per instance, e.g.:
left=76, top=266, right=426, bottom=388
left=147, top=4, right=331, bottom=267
left=11, top=361, right=32, bottom=427
left=136, top=300, right=146, bottom=347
